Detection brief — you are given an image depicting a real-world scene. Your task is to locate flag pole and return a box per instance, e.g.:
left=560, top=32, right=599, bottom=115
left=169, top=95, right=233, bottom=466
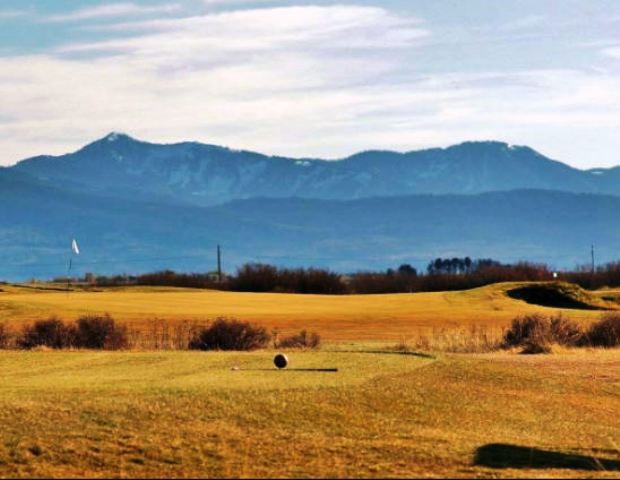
left=66, top=257, right=72, bottom=292
left=67, top=239, right=80, bottom=293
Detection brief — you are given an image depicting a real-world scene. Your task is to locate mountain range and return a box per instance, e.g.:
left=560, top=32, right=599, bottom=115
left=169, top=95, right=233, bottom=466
left=11, top=132, right=620, bottom=205
left=1, top=133, right=619, bottom=280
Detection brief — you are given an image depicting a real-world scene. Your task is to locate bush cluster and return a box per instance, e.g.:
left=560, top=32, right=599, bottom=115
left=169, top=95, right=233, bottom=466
left=2, top=316, right=323, bottom=352
left=189, top=317, right=270, bottom=351
left=502, top=313, right=620, bottom=352
left=187, top=319, right=322, bottom=351
left=75, top=314, right=129, bottom=349
left=16, top=315, right=128, bottom=350
left=502, top=314, right=582, bottom=348
left=587, top=314, right=620, bottom=347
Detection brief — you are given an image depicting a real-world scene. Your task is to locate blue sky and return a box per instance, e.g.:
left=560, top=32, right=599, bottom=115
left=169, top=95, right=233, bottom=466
left=1, top=0, right=619, bottom=168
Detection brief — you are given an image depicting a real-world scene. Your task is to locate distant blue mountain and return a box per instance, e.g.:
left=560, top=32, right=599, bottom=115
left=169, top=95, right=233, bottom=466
left=2, top=134, right=620, bottom=280
left=0, top=178, right=618, bottom=280
left=10, top=133, right=620, bottom=205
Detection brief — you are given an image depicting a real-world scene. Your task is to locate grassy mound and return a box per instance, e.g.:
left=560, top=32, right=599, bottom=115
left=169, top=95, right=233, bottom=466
left=506, top=282, right=613, bottom=310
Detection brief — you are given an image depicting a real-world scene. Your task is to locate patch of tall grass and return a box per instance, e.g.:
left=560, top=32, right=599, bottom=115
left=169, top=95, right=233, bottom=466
left=401, top=326, right=503, bottom=353
left=401, top=313, right=620, bottom=354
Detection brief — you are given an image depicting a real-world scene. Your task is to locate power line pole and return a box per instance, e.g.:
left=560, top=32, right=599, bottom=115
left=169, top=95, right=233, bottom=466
left=217, top=244, right=222, bottom=282
left=591, top=244, right=595, bottom=275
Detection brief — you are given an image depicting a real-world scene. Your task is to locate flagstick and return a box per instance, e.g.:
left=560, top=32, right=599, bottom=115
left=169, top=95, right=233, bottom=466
left=66, top=257, right=72, bottom=295
left=66, top=239, right=80, bottom=296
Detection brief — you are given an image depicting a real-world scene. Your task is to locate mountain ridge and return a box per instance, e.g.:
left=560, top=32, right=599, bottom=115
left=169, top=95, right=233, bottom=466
left=3, top=133, right=620, bottom=280
left=9, top=133, right=619, bottom=206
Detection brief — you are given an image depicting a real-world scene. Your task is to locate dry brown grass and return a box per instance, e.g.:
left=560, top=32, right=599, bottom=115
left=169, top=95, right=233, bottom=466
left=0, top=349, right=618, bottom=478
left=0, top=282, right=610, bottom=341
left=399, top=326, right=504, bottom=353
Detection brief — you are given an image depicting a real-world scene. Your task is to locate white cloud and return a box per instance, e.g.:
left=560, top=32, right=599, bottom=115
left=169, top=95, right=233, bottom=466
left=501, top=14, right=546, bottom=31
left=0, top=9, right=30, bottom=20
left=43, top=2, right=181, bottom=23
left=64, top=5, right=427, bottom=52
left=202, top=0, right=273, bottom=5
left=602, top=46, right=620, bottom=58
left=1, top=4, right=620, bottom=168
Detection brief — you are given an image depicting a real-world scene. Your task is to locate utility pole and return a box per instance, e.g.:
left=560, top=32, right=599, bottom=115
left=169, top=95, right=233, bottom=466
left=217, top=244, right=222, bottom=282
left=591, top=244, right=595, bottom=276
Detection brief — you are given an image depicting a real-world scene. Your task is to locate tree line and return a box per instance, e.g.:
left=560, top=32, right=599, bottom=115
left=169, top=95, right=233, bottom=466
left=81, top=257, right=620, bottom=294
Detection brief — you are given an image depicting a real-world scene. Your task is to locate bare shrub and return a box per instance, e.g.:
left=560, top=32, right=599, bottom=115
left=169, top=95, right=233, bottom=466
left=15, top=315, right=128, bottom=350
left=503, top=314, right=550, bottom=347
left=172, top=320, right=207, bottom=350
left=520, top=340, right=553, bottom=355
left=18, top=317, right=76, bottom=349
left=104, top=326, right=129, bottom=350
left=189, top=317, right=270, bottom=351
left=549, top=315, right=583, bottom=346
left=502, top=314, right=584, bottom=349
left=278, top=330, right=321, bottom=349
left=0, top=323, right=10, bottom=349
left=586, top=314, right=620, bottom=347
left=75, top=314, right=128, bottom=350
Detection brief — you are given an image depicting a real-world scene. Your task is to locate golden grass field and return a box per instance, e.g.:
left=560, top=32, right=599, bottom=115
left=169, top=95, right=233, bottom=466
left=0, top=282, right=619, bottom=478
left=0, top=349, right=619, bottom=478
left=0, top=282, right=613, bottom=340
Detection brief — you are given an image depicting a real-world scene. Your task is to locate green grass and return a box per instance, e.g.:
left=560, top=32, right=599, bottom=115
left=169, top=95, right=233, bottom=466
left=0, top=349, right=619, bottom=478
left=0, top=350, right=419, bottom=394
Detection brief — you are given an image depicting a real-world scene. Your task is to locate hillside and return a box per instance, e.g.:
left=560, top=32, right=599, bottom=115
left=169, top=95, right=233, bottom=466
left=10, top=133, right=620, bottom=206
left=2, top=184, right=620, bottom=279
left=0, top=282, right=608, bottom=339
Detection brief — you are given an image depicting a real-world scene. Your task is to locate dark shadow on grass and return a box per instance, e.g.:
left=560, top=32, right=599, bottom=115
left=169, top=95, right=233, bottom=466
left=507, top=285, right=608, bottom=310
left=234, top=368, right=339, bottom=372
left=474, top=444, right=620, bottom=471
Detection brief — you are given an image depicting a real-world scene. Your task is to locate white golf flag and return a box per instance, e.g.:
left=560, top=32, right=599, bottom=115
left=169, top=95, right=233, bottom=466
left=71, top=239, right=80, bottom=255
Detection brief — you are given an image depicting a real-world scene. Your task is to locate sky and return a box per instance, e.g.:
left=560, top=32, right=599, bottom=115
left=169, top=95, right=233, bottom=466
left=1, top=0, right=619, bottom=168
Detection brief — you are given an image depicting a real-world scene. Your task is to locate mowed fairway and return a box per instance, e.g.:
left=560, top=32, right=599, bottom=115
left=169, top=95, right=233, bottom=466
left=0, top=349, right=619, bottom=478
left=0, top=283, right=609, bottom=340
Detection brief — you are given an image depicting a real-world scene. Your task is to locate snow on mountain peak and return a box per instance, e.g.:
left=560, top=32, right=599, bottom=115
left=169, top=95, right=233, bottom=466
left=104, top=132, right=130, bottom=142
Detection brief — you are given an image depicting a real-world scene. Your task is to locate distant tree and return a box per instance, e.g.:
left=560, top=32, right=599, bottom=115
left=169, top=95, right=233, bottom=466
left=464, top=257, right=472, bottom=273
left=397, top=264, right=417, bottom=277
left=475, top=258, right=502, bottom=271
left=433, top=258, right=444, bottom=274
left=231, top=263, right=278, bottom=292
left=426, top=260, right=435, bottom=275
left=450, top=258, right=460, bottom=274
